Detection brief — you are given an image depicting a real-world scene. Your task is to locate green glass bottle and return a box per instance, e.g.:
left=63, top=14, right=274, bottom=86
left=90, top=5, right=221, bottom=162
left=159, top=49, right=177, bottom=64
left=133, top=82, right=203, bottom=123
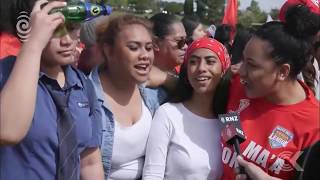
left=50, top=2, right=112, bottom=23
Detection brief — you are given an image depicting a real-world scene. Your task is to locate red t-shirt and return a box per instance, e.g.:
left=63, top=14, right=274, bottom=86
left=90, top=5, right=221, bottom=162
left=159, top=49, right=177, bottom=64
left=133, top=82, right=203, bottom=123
left=221, top=75, right=320, bottom=180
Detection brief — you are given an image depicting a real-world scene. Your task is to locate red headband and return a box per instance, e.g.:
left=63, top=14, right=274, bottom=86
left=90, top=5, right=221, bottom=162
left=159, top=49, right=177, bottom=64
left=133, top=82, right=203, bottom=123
left=184, top=37, right=231, bottom=73
left=279, top=0, right=320, bottom=22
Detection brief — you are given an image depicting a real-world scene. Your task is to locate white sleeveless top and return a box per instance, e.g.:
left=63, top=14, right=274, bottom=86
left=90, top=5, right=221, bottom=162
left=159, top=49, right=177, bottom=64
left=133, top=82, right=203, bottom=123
left=109, top=101, right=152, bottom=180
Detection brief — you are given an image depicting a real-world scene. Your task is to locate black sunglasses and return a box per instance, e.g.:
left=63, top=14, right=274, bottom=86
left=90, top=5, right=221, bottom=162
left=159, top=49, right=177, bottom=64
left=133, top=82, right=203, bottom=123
left=165, top=38, right=186, bottom=49
left=176, top=38, right=187, bottom=49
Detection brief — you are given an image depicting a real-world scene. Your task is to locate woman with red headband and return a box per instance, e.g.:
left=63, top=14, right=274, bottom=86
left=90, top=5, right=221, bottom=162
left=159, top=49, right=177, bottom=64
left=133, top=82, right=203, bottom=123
left=143, top=37, right=230, bottom=180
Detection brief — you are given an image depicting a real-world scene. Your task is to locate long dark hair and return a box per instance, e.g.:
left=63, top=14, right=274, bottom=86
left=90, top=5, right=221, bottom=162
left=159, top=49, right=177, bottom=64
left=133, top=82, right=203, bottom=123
left=302, top=59, right=317, bottom=94
left=170, top=62, right=232, bottom=117
left=214, top=24, right=232, bottom=54
left=182, top=15, right=201, bottom=44
left=230, top=29, right=253, bottom=65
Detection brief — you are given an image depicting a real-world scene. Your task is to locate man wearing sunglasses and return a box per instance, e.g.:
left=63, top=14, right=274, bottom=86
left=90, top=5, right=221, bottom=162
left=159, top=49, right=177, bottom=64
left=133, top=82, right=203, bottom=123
left=0, top=1, right=104, bottom=180
left=150, top=13, right=188, bottom=75
left=166, top=37, right=187, bottom=51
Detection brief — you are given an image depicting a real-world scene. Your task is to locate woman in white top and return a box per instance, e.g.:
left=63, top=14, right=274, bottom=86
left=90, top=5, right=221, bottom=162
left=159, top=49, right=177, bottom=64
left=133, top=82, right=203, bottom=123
left=143, top=37, right=231, bottom=180
left=91, top=14, right=163, bottom=179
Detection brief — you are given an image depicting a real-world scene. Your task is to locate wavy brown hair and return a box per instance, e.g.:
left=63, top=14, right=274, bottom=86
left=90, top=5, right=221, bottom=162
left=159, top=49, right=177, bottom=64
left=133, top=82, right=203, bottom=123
left=96, top=14, right=153, bottom=48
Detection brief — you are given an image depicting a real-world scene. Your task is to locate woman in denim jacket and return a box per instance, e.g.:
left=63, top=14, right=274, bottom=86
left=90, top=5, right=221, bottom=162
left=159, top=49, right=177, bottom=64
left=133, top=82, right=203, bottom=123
left=88, top=14, right=165, bottom=180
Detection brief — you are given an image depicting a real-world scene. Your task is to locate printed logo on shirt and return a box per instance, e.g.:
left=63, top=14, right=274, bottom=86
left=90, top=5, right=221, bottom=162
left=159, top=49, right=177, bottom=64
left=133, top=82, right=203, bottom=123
left=222, top=141, right=288, bottom=174
left=222, top=140, right=303, bottom=175
left=268, top=126, right=293, bottom=149
left=78, top=102, right=89, bottom=108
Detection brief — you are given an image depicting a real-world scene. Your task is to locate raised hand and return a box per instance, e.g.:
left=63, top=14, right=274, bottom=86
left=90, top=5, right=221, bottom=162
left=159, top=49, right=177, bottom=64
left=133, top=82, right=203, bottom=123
left=28, top=0, right=66, bottom=49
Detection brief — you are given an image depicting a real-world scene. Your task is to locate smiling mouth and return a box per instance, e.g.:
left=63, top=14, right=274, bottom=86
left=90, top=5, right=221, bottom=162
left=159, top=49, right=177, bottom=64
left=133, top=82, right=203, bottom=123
left=195, top=76, right=212, bottom=83
left=58, top=50, right=74, bottom=56
left=197, top=77, right=210, bottom=81
left=134, top=64, right=150, bottom=72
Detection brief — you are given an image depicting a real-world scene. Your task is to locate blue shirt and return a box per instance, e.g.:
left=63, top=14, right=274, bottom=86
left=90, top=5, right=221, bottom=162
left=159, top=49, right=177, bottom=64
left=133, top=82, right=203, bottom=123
left=0, top=56, right=102, bottom=180
left=89, top=68, right=167, bottom=178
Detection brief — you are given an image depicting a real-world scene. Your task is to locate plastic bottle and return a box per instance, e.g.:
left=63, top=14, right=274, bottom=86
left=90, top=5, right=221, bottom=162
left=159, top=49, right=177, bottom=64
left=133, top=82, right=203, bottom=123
left=50, top=2, right=112, bottom=23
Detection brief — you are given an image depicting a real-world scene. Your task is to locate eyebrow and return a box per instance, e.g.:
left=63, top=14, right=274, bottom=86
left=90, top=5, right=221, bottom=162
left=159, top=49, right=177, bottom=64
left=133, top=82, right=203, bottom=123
left=244, top=57, right=254, bottom=62
left=190, top=55, right=218, bottom=59
left=245, top=57, right=260, bottom=66
left=127, top=41, right=153, bottom=45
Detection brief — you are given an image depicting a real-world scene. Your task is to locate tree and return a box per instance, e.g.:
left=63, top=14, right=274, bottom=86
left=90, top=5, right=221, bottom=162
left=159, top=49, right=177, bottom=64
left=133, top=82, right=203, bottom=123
left=246, top=0, right=259, bottom=12
left=196, top=0, right=225, bottom=24
left=207, top=0, right=226, bottom=22
left=247, top=0, right=267, bottom=22
left=107, top=0, right=128, bottom=8
left=164, top=2, right=183, bottom=15
left=128, top=0, right=157, bottom=13
left=184, top=0, right=194, bottom=16
left=238, top=0, right=267, bottom=28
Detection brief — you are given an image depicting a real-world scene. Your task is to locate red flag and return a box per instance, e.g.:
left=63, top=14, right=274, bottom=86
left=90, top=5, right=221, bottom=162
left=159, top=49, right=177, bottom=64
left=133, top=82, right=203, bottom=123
left=222, top=0, right=238, bottom=40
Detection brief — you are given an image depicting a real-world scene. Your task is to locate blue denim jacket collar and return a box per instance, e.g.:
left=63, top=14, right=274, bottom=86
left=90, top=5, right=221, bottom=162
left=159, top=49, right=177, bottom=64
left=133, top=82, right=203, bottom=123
left=89, top=67, right=111, bottom=111
left=89, top=67, right=115, bottom=177
left=89, top=67, right=158, bottom=115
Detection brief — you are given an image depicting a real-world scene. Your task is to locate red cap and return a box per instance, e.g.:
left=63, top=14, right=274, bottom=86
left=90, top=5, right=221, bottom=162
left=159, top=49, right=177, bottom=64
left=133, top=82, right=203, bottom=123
left=279, top=0, right=320, bottom=22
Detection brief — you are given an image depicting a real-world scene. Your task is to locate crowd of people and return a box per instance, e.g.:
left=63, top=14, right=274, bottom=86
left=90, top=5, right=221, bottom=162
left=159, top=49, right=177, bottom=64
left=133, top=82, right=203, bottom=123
left=0, top=0, right=319, bottom=180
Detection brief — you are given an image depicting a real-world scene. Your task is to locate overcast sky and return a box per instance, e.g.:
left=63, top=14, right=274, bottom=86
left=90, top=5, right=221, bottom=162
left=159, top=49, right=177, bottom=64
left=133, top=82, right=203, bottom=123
left=163, top=0, right=287, bottom=12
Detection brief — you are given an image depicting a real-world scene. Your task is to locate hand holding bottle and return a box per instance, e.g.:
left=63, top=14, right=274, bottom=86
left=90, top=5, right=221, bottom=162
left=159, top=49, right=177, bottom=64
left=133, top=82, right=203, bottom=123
left=27, top=0, right=66, bottom=50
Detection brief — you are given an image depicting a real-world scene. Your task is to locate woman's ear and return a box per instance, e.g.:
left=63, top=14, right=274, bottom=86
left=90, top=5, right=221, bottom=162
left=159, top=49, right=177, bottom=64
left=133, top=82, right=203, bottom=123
left=153, top=43, right=160, bottom=52
left=277, top=63, right=290, bottom=81
left=153, top=37, right=161, bottom=52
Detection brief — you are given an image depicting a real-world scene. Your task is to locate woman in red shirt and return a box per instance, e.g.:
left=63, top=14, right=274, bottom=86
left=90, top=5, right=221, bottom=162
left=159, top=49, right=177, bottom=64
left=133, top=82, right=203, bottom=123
left=221, top=4, right=320, bottom=180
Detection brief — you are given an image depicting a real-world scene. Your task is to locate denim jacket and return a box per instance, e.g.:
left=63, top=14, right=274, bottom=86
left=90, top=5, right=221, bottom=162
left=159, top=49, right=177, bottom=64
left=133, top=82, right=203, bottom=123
left=89, top=68, right=167, bottom=178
